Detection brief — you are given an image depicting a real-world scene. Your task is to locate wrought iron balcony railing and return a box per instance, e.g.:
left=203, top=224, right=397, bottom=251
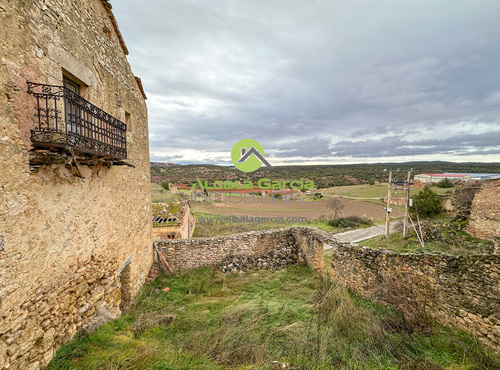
left=27, top=82, right=127, bottom=159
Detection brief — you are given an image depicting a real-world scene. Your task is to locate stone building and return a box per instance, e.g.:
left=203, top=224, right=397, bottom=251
left=468, top=179, right=500, bottom=241
left=0, top=1, right=153, bottom=368
left=152, top=202, right=195, bottom=240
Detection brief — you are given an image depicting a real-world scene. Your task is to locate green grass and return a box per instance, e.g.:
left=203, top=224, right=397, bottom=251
left=151, top=183, right=185, bottom=203
left=322, top=184, right=390, bottom=198
left=47, top=266, right=499, bottom=369
left=322, top=184, right=455, bottom=199
left=360, top=223, right=495, bottom=255
left=152, top=202, right=182, bottom=215
left=192, top=211, right=340, bottom=237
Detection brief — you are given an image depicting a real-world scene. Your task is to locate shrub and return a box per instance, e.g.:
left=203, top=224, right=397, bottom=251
left=437, top=178, right=454, bottom=188
left=161, top=181, right=170, bottom=191
left=412, top=186, right=443, bottom=218
left=328, top=216, right=371, bottom=228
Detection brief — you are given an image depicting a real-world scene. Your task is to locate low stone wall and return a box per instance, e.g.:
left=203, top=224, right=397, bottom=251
left=155, top=227, right=325, bottom=273
left=156, top=226, right=500, bottom=350
left=330, top=244, right=500, bottom=350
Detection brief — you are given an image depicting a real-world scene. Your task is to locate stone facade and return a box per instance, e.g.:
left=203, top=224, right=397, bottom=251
left=152, top=202, right=195, bottom=240
left=0, top=1, right=152, bottom=368
left=329, top=244, right=500, bottom=351
left=155, top=227, right=325, bottom=273
left=468, top=179, right=500, bottom=240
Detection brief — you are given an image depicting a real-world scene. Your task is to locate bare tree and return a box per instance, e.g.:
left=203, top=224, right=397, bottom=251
left=326, top=198, right=344, bottom=219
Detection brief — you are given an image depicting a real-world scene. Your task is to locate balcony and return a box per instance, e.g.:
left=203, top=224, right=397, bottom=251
left=27, top=82, right=127, bottom=160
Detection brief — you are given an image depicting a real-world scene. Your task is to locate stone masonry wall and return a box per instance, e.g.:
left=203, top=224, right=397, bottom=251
left=155, top=227, right=325, bottom=273
left=468, top=179, right=500, bottom=240
left=0, top=1, right=152, bottom=368
left=329, top=244, right=500, bottom=350
left=0, top=254, right=122, bottom=369
left=156, top=227, right=499, bottom=350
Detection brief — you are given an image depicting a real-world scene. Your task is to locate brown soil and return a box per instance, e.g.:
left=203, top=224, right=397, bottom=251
left=193, top=196, right=403, bottom=221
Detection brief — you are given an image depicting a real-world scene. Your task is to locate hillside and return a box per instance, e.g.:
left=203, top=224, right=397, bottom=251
left=151, top=162, right=500, bottom=188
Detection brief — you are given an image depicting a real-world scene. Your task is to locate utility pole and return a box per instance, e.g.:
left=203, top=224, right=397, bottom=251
left=384, top=170, right=392, bottom=239
left=403, top=170, right=411, bottom=238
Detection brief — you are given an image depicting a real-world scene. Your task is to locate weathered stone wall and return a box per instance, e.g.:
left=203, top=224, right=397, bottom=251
left=329, top=245, right=500, bottom=350
left=155, top=227, right=325, bottom=273
left=0, top=1, right=152, bottom=368
left=468, top=179, right=500, bottom=240
left=157, top=225, right=500, bottom=350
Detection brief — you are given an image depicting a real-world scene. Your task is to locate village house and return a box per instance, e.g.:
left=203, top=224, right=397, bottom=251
left=0, top=0, right=153, bottom=368
left=414, top=173, right=471, bottom=184
left=152, top=201, right=195, bottom=240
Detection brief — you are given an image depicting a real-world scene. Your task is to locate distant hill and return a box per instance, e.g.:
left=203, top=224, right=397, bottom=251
left=150, top=162, right=177, bottom=168
left=150, top=162, right=500, bottom=188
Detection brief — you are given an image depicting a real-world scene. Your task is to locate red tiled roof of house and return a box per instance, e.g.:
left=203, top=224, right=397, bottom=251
left=424, top=173, right=468, bottom=177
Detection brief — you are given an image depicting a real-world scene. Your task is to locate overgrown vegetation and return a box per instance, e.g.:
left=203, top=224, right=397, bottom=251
left=361, top=219, right=495, bottom=255
left=437, top=178, right=454, bottom=188
left=151, top=183, right=186, bottom=203
left=328, top=215, right=372, bottom=229
left=48, top=266, right=499, bottom=369
left=412, top=186, right=443, bottom=218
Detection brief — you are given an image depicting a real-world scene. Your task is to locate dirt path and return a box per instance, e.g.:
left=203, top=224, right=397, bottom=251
left=324, top=221, right=401, bottom=249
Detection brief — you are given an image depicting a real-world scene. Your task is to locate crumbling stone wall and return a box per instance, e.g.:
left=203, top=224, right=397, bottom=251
left=329, top=245, right=500, bottom=350
left=0, top=1, right=152, bottom=368
left=155, top=227, right=325, bottom=273
left=156, top=226, right=500, bottom=350
left=468, top=179, right=500, bottom=240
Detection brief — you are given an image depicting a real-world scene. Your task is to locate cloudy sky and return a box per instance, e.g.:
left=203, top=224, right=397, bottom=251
left=113, top=0, right=500, bottom=165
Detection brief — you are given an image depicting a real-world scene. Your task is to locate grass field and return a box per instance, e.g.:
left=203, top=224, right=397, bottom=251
left=359, top=219, right=495, bottom=255
left=322, top=183, right=389, bottom=198
left=322, top=184, right=455, bottom=199
left=47, top=266, right=500, bottom=369
left=151, top=183, right=186, bottom=203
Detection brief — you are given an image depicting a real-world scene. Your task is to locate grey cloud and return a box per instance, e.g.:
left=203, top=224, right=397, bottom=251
left=113, top=0, right=500, bottom=163
left=331, top=131, right=500, bottom=158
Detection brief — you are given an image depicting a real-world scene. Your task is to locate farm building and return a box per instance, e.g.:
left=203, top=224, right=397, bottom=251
left=414, top=173, right=471, bottom=184
left=445, top=173, right=500, bottom=181
left=152, top=201, right=195, bottom=240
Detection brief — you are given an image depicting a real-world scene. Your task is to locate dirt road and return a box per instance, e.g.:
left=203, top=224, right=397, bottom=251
left=325, top=221, right=402, bottom=249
